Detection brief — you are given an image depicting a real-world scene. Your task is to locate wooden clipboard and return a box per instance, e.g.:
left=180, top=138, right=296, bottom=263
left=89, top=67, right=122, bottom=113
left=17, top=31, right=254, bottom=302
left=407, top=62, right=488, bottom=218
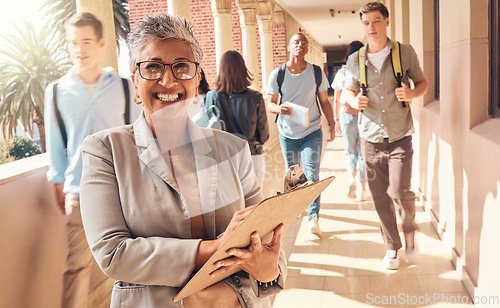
left=173, top=175, right=334, bottom=302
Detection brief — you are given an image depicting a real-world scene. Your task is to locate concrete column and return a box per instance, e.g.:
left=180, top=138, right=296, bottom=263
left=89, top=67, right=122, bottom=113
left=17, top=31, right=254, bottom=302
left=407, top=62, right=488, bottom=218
left=211, top=0, right=234, bottom=72
left=168, top=0, right=192, bottom=22
left=394, top=0, right=410, bottom=43
left=236, top=0, right=260, bottom=90
left=257, top=1, right=273, bottom=92
left=76, top=0, right=118, bottom=71
left=383, top=0, right=396, bottom=40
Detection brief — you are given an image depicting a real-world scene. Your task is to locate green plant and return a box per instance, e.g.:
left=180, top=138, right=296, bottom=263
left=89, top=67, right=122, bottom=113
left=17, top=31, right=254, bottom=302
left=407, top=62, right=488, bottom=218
left=8, top=136, right=42, bottom=160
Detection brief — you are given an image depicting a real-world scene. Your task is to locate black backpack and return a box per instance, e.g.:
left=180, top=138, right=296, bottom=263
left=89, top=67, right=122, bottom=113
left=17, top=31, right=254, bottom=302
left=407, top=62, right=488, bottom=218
left=275, top=63, right=323, bottom=122
left=52, top=78, right=131, bottom=148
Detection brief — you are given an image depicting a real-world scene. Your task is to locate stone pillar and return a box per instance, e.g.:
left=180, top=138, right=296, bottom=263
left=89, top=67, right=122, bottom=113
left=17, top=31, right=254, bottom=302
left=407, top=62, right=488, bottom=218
left=168, top=0, right=192, bottom=22
left=257, top=1, right=273, bottom=92
left=236, top=0, right=260, bottom=90
left=76, top=0, right=118, bottom=71
left=211, top=0, right=234, bottom=72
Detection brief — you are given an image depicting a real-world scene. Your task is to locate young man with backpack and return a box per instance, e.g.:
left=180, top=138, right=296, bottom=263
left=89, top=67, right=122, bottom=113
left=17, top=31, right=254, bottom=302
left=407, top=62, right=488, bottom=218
left=44, top=12, right=140, bottom=307
left=343, top=2, right=428, bottom=270
left=267, top=33, right=335, bottom=236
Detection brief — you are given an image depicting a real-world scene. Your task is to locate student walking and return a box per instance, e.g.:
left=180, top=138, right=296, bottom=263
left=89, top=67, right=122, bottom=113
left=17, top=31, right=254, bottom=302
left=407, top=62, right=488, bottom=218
left=44, top=12, right=140, bottom=307
left=344, top=2, right=428, bottom=269
left=267, top=33, right=335, bottom=236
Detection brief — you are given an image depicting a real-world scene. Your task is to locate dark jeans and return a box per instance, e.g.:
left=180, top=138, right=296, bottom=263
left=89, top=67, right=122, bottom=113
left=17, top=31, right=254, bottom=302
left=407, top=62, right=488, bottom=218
left=361, top=136, right=418, bottom=250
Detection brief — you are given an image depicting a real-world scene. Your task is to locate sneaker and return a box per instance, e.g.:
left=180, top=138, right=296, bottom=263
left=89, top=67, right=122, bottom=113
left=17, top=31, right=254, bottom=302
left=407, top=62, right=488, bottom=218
left=309, top=214, right=322, bottom=236
left=347, top=181, right=356, bottom=199
left=405, top=232, right=420, bottom=264
left=382, top=250, right=400, bottom=270
left=355, top=190, right=370, bottom=201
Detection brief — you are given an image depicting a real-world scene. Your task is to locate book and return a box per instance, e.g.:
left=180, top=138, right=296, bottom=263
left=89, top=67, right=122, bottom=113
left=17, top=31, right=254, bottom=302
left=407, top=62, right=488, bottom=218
left=282, top=101, right=310, bottom=127
left=173, top=175, right=334, bottom=302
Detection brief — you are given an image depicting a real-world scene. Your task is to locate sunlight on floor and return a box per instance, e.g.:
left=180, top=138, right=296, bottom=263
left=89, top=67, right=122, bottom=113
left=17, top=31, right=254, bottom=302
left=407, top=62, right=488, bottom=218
left=265, top=135, right=473, bottom=308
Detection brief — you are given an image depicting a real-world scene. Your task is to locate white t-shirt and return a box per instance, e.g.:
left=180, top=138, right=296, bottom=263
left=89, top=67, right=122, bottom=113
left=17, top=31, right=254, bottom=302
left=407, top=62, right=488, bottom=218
left=367, top=45, right=390, bottom=71
left=331, top=65, right=347, bottom=105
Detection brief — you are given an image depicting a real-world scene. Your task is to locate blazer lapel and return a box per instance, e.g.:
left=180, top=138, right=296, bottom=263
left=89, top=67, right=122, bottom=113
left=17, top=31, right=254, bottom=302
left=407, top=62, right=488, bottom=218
left=188, top=120, right=219, bottom=239
left=134, top=115, right=178, bottom=190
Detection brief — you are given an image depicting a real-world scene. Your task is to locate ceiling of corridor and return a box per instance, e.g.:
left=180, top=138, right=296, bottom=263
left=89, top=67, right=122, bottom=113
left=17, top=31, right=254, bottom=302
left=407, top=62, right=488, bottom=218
left=273, top=0, right=368, bottom=50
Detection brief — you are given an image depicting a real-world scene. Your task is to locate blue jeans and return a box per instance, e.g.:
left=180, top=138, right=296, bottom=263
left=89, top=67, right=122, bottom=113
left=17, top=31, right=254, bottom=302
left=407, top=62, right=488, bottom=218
left=279, top=129, right=323, bottom=220
left=340, top=111, right=367, bottom=183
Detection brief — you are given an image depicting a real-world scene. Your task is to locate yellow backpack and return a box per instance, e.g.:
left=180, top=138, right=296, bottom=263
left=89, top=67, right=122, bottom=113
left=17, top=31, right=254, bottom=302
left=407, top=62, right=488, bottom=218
left=358, top=41, right=409, bottom=107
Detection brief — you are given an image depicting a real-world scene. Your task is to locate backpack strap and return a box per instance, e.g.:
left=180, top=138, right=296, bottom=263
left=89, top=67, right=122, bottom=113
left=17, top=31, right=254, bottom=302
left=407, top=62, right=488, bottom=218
left=121, top=78, right=131, bottom=124
left=52, top=81, right=68, bottom=149
left=358, top=46, right=368, bottom=97
left=312, top=64, right=323, bottom=116
left=390, top=41, right=408, bottom=107
left=276, top=63, right=287, bottom=105
left=275, top=63, right=287, bottom=122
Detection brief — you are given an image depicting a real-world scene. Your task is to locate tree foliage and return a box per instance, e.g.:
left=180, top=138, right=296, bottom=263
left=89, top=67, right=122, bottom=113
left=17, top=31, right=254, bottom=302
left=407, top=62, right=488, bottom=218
left=42, top=0, right=130, bottom=46
left=0, top=21, right=71, bottom=152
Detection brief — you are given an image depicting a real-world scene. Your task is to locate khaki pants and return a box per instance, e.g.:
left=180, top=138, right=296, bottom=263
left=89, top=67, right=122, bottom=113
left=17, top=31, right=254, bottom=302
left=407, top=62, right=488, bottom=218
left=361, top=136, right=418, bottom=250
left=62, top=193, right=93, bottom=308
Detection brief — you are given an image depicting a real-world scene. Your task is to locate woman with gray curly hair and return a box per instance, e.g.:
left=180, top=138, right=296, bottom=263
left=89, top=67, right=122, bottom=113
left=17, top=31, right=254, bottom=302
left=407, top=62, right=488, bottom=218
left=79, top=12, right=286, bottom=308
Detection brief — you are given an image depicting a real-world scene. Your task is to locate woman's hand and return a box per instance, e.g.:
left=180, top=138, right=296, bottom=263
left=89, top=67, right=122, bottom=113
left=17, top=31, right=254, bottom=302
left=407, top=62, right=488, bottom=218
left=334, top=120, right=342, bottom=136
left=216, top=205, right=257, bottom=248
left=210, top=223, right=284, bottom=282
left=196, top=205, right=257, bottom=270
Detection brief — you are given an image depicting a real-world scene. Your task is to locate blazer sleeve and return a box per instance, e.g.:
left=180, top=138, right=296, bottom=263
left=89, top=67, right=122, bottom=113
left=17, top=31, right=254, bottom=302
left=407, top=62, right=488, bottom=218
left=80, top=134, right=201, bottom=287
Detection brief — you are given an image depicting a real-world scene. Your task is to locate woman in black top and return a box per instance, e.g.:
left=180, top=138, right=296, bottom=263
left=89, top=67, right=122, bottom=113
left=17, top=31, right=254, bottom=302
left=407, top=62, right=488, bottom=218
left=204, top=50, right=269, bottom=185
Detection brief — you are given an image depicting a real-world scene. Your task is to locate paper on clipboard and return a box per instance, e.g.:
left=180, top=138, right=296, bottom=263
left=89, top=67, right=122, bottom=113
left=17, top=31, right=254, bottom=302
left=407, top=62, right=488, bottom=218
left=283, top=101, right=310, bottom=127
left=173, top=175, right=334, bottom=302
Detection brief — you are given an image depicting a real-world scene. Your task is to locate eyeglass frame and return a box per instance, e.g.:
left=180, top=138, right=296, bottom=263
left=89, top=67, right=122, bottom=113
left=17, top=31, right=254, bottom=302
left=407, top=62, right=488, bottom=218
left=135, top=60, right=200, bottom=81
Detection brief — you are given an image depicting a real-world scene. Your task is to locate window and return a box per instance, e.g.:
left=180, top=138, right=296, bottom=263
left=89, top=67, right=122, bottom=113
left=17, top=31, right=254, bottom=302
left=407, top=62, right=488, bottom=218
left=490, top=0, right=500, bottom=117
left=434, top=0, right=440, bottom=100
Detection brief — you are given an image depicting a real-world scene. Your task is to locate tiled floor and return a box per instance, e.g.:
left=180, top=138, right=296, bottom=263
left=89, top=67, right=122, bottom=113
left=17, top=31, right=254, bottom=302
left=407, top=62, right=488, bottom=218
left=264, top=135, right=473, bottom=308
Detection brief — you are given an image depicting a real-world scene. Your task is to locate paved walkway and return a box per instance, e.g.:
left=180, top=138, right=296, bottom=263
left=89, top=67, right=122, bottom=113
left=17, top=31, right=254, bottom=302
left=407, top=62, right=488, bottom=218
left=264, top=135, right=473, bottom=308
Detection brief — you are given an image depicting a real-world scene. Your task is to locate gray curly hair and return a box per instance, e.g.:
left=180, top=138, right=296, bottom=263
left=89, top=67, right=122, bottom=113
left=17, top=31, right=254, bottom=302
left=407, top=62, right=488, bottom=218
left=127, top=13, right=203, bottom=73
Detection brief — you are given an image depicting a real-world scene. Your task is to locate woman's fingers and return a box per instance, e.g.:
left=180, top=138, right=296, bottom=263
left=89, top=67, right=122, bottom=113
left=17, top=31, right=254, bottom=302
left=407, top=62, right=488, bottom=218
left=250, top=231, right=262, bottom=249
left=211, top=256, right=242, bottom=277
left=271, top=224, right=284, bottom=245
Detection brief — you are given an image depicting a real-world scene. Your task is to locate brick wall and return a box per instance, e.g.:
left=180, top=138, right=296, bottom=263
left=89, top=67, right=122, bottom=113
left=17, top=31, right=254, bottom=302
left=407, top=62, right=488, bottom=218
left=272, top=23, right=287, bottom=69
left=191, top=0, right=217, bottom=89
left=128, top=0, right=287, bottom=90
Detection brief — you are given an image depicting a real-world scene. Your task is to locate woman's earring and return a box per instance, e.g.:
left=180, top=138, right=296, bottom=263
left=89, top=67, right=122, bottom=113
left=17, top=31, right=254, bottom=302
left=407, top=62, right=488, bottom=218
left=134, top=96, right=142, bottom=105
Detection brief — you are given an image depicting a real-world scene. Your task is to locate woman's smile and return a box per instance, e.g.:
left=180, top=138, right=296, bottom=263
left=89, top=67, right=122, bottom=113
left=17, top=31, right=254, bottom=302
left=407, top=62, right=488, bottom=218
left=154, top=92, right=182, bottom=102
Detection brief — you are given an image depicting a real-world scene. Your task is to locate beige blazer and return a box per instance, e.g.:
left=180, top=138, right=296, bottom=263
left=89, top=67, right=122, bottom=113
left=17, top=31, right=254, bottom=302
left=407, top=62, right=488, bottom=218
left=80, top=115, right=286, bottom=307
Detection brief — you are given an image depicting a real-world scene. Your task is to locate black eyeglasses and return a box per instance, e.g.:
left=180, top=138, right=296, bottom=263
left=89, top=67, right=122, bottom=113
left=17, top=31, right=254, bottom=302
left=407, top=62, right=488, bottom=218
left=136, top=60, right=199, bottom=80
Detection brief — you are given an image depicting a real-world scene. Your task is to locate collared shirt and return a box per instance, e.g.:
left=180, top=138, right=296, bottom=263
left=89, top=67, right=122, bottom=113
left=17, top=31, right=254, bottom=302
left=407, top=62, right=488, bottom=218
left=267, top=62, right=329, bottom=139
left=44, top=67, right=140, bottom=194
left=345, top=38, right=424, bottom=143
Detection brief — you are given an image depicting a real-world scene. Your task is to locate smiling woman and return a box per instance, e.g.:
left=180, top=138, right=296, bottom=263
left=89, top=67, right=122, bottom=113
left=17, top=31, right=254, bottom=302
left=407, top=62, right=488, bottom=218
left=79, top=12, right=287, bottom=308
